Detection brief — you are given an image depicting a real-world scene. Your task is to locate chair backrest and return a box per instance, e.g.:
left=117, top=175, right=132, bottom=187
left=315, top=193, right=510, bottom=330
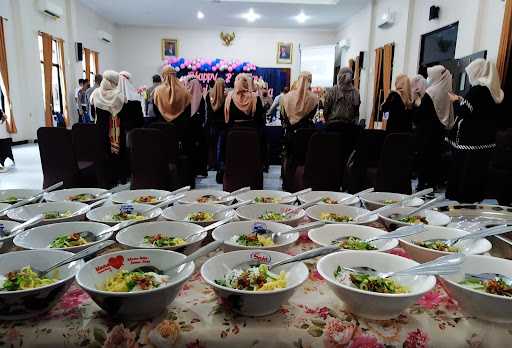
left=303, top=132, right=342, bottom=191
left=343, top=129, right=387, bottom=193
left=129, top=128, right=170, bottom=189
left=223, top=129, right=263, bottom=191
left=290, top=128, right=317, bottom=165
left=71, top=123, right=107, bottom=162
left=37, top=127, right=80, bottom=188
left=147, top=122, right=178, bottom=163
left=376, top=132, right=413, bottom=194
left=491, top=129, right=512, bottom=171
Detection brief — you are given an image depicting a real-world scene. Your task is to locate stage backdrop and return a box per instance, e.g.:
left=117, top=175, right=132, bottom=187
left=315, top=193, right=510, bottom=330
left=163, top=57, right=290, bottom=98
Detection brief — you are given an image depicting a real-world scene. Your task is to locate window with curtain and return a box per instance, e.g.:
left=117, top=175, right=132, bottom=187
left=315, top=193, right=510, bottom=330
left=0, top=16, right=16, bottom=133
left=82, top=48, right=96, bottom=81
left=38, top=33, right=66, bottom=126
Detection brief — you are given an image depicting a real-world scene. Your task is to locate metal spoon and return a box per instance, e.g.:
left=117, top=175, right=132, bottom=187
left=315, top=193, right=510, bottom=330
left=130, top=185, right=191, bottom=203
left=33, top=240, right=115, bottom=277
left=92, top=183, right=131, bottom=200
left=0, top=214, right=45, bottom=239
left=270, top=221, right=325, bottom=243
left=332, top=224, right=425, bottom=245
left=282, top=197, right=324, bottom=218
left=182, top=217, right=234, bottom=242
left=283, top=188, right=312, bottom=202
left=0, top=181, right=64, bottom=216
left=392, top=195, right=446, bottom=220
left=133, top=240, right=223, bottom=274
left=419, top=224, right=512, bottom=248
left=338, top=187, right=375, bottom=205
left=214, top=200, right=252, bottom=218
left=69, top=199, right=108, bottom=217
left=217, top=187, right=251, bottom=202
left=344, top=253, right=465, bottom=278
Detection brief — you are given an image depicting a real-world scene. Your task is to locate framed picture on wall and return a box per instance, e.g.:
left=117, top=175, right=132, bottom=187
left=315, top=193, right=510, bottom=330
left=276, top=42, right=293, bottom=64
left=162, top=39, right=178, bottom=59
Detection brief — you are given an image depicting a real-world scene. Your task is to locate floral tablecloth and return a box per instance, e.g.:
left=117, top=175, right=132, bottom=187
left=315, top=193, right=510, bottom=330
left=1, top=233, right=512, bottom=348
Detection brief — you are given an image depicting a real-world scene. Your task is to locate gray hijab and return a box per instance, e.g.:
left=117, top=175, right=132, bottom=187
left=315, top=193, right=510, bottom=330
left=333, top=67, right=359, bottom=105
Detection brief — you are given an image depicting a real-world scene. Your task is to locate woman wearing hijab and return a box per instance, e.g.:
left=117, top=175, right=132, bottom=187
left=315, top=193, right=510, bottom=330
left=224, top=74, right=265, bottom=127
left=324, top=67, right=361, bottom=125
left=154, top=66, right=192, bottom=132
left=185, top=77, right=208, bottom=177
left=426, top=65, right=454, bottom=129
left=382, top=74, right=413, bottom=133
left=91, top=70, right=124, bottom=156
left=446, top=59, right=504, bottom=203
left=281, top=72, right=319, bottom=189
left=411, top=75, right=444, bottom=190
left=206, top=78, right=226, bottom=171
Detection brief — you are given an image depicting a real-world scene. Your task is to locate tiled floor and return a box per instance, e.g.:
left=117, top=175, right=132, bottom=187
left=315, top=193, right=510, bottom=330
left=0, top=144, right=283, bottom=191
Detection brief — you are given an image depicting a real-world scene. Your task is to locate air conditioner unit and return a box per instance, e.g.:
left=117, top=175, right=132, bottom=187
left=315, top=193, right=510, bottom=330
left=38, top=0, right=63, bottom=19
left=377, top=11, right=395, bottom=28
left=98, top=30, right=113, bottom=43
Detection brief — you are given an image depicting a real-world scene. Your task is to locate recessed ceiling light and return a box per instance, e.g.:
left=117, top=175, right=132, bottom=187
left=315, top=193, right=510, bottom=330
left=294, top=11, right=310, bottom=23
left=197, top=11, right=205, bottom=19
left=215, top=0, right=339, bottom=4
left=241, top=8, right=261, bottom=22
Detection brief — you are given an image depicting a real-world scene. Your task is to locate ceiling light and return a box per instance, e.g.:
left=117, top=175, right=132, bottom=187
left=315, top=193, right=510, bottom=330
left=241, top=8, right=261, bottom=22
left=197, top=11, right=205, bottom=19
left=215, top=0, right=339, bottom=4
left=294, top=11, right=310, bottom=23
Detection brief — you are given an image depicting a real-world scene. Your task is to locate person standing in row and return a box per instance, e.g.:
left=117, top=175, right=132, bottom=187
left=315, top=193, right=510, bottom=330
left=86, top=74, right=102, bottom=122
left=446, top=59, right=504, bottom=203
left=323, top=67, right=361, bottom=126
left=410, top=74, right=444, bottom=190
left=185, top=77, right=208, bottom=177
left=266, top=86, right=289, bottom=123
left=426, top=65, right=454, bottom=130
left=144, top=74, right=162, bottom=126
left=206, top=78, right=226, bottom=173
left=77, top=79, right=90, bottom=123
left=382, top=74, right=412, bottom=133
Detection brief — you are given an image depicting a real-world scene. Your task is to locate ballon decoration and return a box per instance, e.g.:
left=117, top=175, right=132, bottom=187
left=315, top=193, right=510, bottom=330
left=163, top=57, right=257, bottom=74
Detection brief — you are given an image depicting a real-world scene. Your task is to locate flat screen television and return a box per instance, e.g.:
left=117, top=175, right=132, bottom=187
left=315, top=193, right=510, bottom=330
left=420, top=22, right=459, bottom=67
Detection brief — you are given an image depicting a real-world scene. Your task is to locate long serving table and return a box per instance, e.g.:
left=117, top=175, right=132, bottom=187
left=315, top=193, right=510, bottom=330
left=1, top=222, right=511, bottom=348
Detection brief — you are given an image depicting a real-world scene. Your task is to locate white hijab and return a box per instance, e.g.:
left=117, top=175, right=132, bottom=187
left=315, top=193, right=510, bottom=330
left=119, top=71, right=142, bottom=102
left=465, top=58, right=504, bottom=104
left=426, top=65, right=454, bottom=129
left=90, top=70, right=125, bottom=115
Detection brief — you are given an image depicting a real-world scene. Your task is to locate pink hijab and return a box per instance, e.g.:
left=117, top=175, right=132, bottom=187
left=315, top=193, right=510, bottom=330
left=185, top=78, right=203, bottom=116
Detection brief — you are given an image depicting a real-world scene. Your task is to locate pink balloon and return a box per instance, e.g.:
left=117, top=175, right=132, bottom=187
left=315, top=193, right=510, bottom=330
left=196, top=63, right=201, bottom=68
left=228, top=67, right=233, bottom=72
left=192, top=66, right=197, bottom=71
left=180, top=63, right=186, bottom=69
left=212, top=66, right=218, bottom=72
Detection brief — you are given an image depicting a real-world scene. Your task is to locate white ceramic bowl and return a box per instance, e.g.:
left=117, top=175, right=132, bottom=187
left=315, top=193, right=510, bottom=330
left=236, top=203, right=306, bottom=227
left=162, top=203, right=234, bottom=227
left=0, top=249, right=84, bottom=320
left=45, top=188, right=108, bottom=204
left=76, top=249, right=194, bottom=320
left=0, top=189, right=40, bottom=204
left=0, top=220, right=21, bottom=252
left=7, top=202, right=88, bottom=225
left=317, top=251, right=436, bottom=319
left=201, top=249, right=309, bottom=316
left=13, top=221, right=113, bottom=253
left=236, top=190, right=296, bottom=204
left=308, top=224, right=399, bottom=252
left=86, top=203, right=161, bottom=226
left=399, top=226, right=492, bottom=263
left=110, top=189, right=172, bottom=205
left=305, top=205, right=378, bottom=225
left=360, top=192, right=424, bottom=211
left=211, top=221, right=299, bottom=252
left=299, top=191, right=359, bottom=206
left=441, top=255, right=512, bottom=323
left=379, top=207, right=451, bottom=230
left=179, top=189, right=234, bottom=205
left=116, top=221, right=207, bottom=255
